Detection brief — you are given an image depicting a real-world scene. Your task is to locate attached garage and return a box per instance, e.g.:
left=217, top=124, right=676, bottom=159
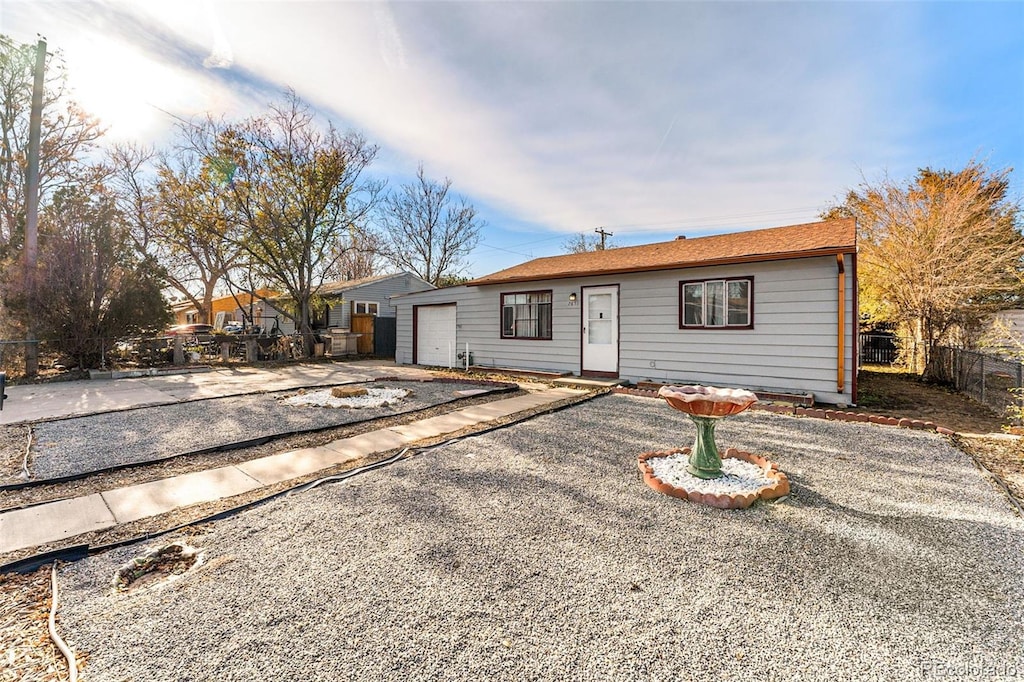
left=414, top=304, right=456, bottom=367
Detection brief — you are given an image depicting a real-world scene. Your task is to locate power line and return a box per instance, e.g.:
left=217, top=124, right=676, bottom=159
left=599, top=205, right=825, bottom=232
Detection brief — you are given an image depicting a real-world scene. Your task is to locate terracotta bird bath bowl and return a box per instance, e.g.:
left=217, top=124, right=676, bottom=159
left=636, top=385, right=790, bottom=509
left=658, top=385, right=758, bottom=479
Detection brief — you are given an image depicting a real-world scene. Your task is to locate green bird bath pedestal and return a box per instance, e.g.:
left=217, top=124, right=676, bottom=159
left=686, top=415, right=725, bottom=479
left=658, top=385, right=759, bottom=480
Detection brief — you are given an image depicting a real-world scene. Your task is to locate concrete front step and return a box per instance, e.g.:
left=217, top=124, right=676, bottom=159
left=552, top=376, right=628, bottom=389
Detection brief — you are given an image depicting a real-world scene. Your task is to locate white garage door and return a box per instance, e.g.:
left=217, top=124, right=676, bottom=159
left=416, top=304, right=456, bottom=367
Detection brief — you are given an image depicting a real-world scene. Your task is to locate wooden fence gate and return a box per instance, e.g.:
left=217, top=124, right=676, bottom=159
left=350, top=313, right=376, bottom=354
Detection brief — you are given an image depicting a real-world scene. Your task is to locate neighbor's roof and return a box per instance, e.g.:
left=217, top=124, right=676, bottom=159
left=317, top=271, right=433, bottom=296
left=468, top=219, right=856, bottom=286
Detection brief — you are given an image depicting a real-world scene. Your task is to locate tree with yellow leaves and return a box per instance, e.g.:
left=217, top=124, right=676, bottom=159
left=825, top=160, right=1024, bottom=378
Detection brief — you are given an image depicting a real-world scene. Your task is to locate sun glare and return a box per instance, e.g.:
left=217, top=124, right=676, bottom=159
left=62, top=38, right=194, bottom=142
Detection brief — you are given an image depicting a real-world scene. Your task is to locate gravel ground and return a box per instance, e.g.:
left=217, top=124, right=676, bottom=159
left=55, top=394, right=1024, bottom=681
left=23, top=381, right=503, bottom=482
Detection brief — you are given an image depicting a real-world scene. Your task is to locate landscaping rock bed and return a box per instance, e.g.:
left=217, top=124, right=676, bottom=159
left=20, top=380, right=508, bottom=483
left=55, top=394, right=1024, bottom=681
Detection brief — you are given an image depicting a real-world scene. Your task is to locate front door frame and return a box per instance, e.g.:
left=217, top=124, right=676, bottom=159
left=580, top=284, right=620, bottom=377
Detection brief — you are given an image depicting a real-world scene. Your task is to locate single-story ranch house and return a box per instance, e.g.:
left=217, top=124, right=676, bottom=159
left=267, top=272, right=435, bottom=335
left=392, top=219, right=858, bottom=405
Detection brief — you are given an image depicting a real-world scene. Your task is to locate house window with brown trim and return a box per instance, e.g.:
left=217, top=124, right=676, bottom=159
left=501, top=291, right=552, bottom=339
left=680, top=278, right=753, bottom=329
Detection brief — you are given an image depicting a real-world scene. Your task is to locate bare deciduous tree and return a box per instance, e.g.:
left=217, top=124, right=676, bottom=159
left=562, top=232, right=614, bottom=254
left=0, top=35, right=103, bottom=256
left=109, top=143, right=244, bottom=325
left=327, top=227, right=385, bottom=281
left=378, top=164, right=483, bottom=285
left=188, top=91, right=381, bottom=351
left=825, top=160, right=1024, bottom=377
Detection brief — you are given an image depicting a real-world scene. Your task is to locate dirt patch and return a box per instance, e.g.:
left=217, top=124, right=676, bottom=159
left=857, top=368, right=1023, bottom=511
left=114, top=543, right=201, bottom=592
left=0, top=425, right=30, bottom=482
left=856, top=368, right=1005, bottom=434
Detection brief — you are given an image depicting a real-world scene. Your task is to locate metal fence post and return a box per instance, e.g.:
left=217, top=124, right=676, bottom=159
left=979, top=353, right=985, bottom=404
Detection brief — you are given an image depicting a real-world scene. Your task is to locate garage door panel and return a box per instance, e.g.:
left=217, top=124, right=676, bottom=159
left=416, top=305, right=456, bottom=367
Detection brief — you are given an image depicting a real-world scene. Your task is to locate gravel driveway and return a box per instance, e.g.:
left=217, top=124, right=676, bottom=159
left=56, top=394, right=1024, bottom=681
left=26, top=381, right=505, bottom=481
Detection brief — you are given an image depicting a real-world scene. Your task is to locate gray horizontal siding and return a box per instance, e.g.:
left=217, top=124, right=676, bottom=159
left=395, top=254, right=855, bottom=403
left=326, top=272, right=434, bottom=329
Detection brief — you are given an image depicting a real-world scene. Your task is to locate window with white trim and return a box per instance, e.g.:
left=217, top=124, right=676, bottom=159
left=354, top=301, right=379, bottom=315
left=680, top=278, right=752, bottom=329
left=501, top=291, right=552, bottom=339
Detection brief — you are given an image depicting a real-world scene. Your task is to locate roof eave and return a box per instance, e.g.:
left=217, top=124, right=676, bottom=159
left=467, top=246, right=856, bottom=286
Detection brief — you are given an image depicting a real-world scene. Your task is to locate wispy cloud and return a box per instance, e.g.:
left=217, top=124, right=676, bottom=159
left=2, top=0, right=1017, bottom=244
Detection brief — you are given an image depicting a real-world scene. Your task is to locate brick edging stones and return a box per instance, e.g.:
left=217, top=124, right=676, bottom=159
left=612, top=386, right=957, bottom=436
left=638, top=447, right=790, bottom=509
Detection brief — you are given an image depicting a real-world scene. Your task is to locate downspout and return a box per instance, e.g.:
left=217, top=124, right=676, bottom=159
left=851, top=251, right=859, bottom=404
left=836, top=254, right=845, bottom=394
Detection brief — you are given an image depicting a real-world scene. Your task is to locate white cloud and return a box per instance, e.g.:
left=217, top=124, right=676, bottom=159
left=0, top=1, right=985, bottom=239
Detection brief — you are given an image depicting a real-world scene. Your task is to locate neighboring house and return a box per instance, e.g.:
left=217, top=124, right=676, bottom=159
left=170, top=290, right=277, bottom=328
left=983, top=309, right=1024, bottom=351
left=392, top=219, right=858, bottom=405
left=267, top=272, right=435, bottom=335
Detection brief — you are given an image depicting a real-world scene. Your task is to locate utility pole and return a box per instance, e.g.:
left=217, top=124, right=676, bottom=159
left=594, top=227, right=613, bottom=250
left=24, top=37, right=46, bottom=377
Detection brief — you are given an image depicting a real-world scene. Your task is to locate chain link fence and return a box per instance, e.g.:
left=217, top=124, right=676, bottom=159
left=930, top=346, right=1024, bottom=423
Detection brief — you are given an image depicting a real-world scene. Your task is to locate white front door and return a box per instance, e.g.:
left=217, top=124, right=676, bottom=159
left=416, top=304, right=456, bottom=367
left=582, top=286, right=618, bottom=375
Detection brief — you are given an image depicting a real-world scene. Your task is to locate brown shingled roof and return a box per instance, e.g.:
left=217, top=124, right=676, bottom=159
left=468, top=219, right=856, bottom=285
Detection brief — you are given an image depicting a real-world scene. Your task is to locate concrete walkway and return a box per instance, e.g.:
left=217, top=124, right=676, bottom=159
left=0, top=386, right=587, bottom=555
left=0, top=360, right=434, bottom=424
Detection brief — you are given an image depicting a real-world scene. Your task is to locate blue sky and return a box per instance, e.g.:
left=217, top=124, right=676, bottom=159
left=1, top=1, right=1022, bottom=277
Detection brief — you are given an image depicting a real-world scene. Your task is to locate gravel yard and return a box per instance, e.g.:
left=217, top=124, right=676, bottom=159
left=20, top=381, right=505, bottom=483
left=55, top=394, right=1024, bottom=681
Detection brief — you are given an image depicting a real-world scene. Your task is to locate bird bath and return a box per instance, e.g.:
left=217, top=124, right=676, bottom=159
left=636, top=385, right=790, bottom=509
left=658, top=385, right=758, bottom=479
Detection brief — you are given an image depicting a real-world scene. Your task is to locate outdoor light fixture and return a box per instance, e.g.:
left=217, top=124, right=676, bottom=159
left=569, top=292, right=577, bottom=302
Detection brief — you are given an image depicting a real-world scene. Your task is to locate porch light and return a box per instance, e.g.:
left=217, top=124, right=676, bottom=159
left=568, top=292, right=577, bottom=303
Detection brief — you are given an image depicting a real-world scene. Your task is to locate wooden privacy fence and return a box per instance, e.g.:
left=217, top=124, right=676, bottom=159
left=859, top=334, right=917, bottom=365
left=348, top=314, right=398, bottom=357
left=350, top=313, right=375, bottom=354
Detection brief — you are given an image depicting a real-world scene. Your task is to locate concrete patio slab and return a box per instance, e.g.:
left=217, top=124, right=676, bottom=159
left=0, top=361, right=437, bottom=424
left=0, top=495, right=116, bottom=554
left=0, top=383, right=178, bottom=425
left=100, top=466, right=263, bottom=524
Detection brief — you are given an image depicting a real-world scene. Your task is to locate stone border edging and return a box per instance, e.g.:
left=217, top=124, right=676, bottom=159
left=612, top=387, right=956, bottom=436
left=637, top=447, right=790, bottom=509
